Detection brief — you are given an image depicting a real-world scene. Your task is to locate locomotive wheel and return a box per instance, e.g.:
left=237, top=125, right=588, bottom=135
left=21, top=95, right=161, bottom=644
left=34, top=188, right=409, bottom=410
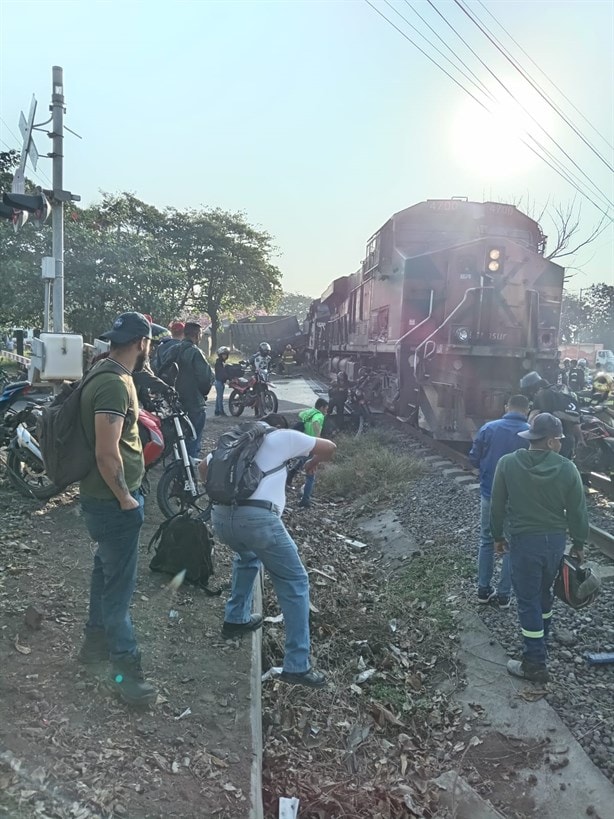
left=228, top=390, right=245, bottom=417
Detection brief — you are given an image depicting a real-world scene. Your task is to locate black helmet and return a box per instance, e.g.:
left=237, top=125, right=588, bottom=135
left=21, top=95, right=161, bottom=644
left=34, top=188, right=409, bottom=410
left=259, top=342, right=271, bottom=354
left=520, top=371, right=546, bottom=391
left=554, top=556, right=601, bottom=609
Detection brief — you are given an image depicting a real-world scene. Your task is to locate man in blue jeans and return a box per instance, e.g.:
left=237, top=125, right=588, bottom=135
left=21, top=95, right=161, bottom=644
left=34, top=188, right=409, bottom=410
left=491, top=413, right=588, bottom=683
left=469, top=395, right=530, bottom=608
left=77, top=312, right=157, bottom=707
left=174, top=322, right=214, bottom=458
left=286, top=398, right=329, bottom=509
left=201, top=414, right=337, bottom=688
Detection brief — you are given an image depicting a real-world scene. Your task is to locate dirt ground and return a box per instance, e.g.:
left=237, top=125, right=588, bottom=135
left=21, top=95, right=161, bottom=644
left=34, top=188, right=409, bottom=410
left=0, top=427, right=254, bottom=819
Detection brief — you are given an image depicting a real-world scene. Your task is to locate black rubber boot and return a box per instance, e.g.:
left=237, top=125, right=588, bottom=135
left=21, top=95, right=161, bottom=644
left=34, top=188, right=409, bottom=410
left=78, top=629, right=109, bottom=664
left=110, top=652, right=157, bottom=707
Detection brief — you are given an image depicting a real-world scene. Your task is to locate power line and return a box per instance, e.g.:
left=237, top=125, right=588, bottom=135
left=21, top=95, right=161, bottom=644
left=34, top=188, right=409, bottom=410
left=476, top=0, right=613, bottom=153
left=422, top=0, right=613, bottom=211
left=363, top=0, right=612, bottom=221
left=456, top=0, right=614, bottom=174
left=380, top=0, right=492, bottom=101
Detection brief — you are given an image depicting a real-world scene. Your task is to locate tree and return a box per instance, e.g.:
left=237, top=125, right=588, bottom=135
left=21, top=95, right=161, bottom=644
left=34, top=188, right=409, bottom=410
left=159, top=208, right=282, bottom=349
left=560, top=284, right=614, bottom=348
left=275, top=291, right=314, bottom=319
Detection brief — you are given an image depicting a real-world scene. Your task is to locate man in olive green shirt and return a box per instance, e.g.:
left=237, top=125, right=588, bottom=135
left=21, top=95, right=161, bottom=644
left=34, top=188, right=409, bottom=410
left=78, top=312, right=157, bottom=707
left=490, top=412, right=588, bottom=684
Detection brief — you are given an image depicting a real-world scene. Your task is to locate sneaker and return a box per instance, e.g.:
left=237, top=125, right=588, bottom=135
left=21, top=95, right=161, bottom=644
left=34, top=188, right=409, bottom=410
left=298, top=501, right=311, bottom=509
left=495, top=594, right=511, bottom=609
left=221, top=614, right=264, bottom=639
left=477, top=587, right=496, bottom=604
left=279, top=668, right=327, bottom=688
left=506, top=659, right=549, bottom=684
left=214, top=411, right=220, bottom=416
left=78, top=629, right=109, bottom=664
left=110, top=652, right=157, bottom=707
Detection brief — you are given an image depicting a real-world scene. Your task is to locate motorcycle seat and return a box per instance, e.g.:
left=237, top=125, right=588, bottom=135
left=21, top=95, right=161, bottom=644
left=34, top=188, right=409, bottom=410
left=4, top=381, right=30, bottom=391
left=236, top=378, right=250, bottom=386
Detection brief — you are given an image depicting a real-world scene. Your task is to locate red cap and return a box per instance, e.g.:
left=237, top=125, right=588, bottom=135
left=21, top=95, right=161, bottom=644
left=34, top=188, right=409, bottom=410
left=170, top=321, right=185, bottom=333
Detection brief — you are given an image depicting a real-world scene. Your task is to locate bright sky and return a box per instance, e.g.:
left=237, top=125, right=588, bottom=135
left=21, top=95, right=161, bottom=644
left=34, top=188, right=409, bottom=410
left=1, top=0, right=612, bottom=299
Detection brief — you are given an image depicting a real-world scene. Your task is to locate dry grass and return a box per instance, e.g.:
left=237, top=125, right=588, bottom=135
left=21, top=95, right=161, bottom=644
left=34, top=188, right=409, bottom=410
left=318, top=429, right=424, bottom=501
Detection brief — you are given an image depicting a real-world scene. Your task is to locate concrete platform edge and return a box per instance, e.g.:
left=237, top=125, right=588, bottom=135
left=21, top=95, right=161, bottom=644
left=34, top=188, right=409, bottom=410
left=249, top=570, right=264, bottom=819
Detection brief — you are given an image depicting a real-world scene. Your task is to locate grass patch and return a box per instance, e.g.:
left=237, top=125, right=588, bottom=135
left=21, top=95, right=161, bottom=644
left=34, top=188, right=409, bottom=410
left=388, top=544, right=475, bottom=633
left=318, top=430, right=424, bottom=501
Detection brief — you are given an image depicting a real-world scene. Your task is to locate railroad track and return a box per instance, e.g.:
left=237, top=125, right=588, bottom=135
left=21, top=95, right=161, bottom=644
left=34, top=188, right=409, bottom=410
left=395, top=416, right=614, bottom=563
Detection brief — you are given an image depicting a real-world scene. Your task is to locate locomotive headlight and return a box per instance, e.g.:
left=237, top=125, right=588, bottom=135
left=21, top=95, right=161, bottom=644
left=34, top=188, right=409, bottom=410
left=455, top=327, right=469, bottom=342
left=487, top=247, right=503, bottom=273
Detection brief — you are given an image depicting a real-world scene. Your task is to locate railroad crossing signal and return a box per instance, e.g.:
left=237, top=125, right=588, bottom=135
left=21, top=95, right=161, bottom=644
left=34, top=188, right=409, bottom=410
left=2, top=191, right=51, bottom=228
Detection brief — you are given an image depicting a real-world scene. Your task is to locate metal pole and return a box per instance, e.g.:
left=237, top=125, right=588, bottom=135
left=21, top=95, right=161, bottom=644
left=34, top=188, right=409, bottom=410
left=44, top=280, right=51, bottom=332
left=51, top=66, right=64, bottom=332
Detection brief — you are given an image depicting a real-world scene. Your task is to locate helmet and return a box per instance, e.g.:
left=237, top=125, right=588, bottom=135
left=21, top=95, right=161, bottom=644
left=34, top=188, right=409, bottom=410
left=519, top=371, right=545, bottom=391
left=578, top=358, right=588, bottom=368
left=217, top=346, right=230, bottom=356
left=554, top=556, right=601, bottom=609
left=563, top=358, right=571, bottom=365
left=259, top=342, right=271, bottom=354
left=150, top=323, right=171, bottom=343
left=593, top=372, right=614, bottom=393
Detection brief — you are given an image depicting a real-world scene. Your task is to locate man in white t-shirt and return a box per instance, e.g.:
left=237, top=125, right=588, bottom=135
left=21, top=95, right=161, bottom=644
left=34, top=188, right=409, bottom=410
left=200, top=414, right=336, bottom=688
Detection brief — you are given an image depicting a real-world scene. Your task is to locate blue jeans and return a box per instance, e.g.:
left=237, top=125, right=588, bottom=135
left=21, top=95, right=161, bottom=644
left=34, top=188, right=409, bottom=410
left=214, top=380, right=225, bottom=414
left=186, top=408, right=206, bottom=458
left=478, top=495, right=511, bottom=596
left=302, top=473, right=315, bottom=504
left=211, top=505, right=311, bottom=673
left=509, top=531, right=566, bottom=666
left=80, top=491, right=145, bottom=661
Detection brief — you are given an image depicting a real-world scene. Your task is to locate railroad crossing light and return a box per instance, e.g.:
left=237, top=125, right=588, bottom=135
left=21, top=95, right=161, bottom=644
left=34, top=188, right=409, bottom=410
left=486, top=247, right=504, bottom=273
left=0, top=200, right=29, bottom=230
left=2, top=191, right=51, bottom=228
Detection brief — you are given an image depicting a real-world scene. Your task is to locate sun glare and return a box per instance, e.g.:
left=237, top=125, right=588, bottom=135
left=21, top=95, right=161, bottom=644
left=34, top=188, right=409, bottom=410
left=450, top=82, right=554, bottom=178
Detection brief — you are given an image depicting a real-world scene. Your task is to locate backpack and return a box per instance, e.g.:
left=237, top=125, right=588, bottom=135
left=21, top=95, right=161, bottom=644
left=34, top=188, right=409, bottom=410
left=148, top=510, right=220, bottom=594
left=38, top=362, right=125, bottom=491
left=205, top=422, right=286, bottom=505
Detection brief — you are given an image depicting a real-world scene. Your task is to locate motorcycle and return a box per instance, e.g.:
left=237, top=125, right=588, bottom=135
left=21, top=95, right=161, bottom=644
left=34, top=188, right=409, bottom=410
left=575, top=408, right=614, bottom=481
left=145, top=393, right=206, bottom=518
left=1, top=380, right=57, bottom=500
left=227, top=362, right=279, bottom=417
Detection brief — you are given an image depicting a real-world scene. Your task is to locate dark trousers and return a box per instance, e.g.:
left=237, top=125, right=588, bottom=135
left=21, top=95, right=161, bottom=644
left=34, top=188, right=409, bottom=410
left=80, top=491, right=144, bottom=660
left=509, top=531, right=566, bottom=666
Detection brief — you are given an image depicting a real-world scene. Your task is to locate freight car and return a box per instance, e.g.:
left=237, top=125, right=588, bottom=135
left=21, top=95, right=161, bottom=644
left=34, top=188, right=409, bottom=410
left=306, top=198, right=565, bottom=443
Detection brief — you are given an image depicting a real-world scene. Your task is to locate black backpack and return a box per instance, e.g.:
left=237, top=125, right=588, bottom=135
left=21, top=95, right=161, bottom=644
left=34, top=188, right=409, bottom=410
left=38, top=361, right=125, bottom=491
left=205, top=422, right=286, bottom=505
left=148, top=511, right=220, bottom=594
left=157, top=343, right=182, bottom=386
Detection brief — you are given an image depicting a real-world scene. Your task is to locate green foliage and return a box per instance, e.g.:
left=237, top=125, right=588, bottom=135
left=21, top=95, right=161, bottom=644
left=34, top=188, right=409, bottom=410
left=561, top=285, right=614, bottom=348
left=317, top=430, right=424, bottom=500
left=274, top=291, right=313, bottom=320
left=0, top=184, right=282, bottom=339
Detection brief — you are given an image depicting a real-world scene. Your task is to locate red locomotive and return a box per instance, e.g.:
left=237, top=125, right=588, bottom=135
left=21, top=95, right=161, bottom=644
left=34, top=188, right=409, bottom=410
left=306, top=198, right=565, bottom=443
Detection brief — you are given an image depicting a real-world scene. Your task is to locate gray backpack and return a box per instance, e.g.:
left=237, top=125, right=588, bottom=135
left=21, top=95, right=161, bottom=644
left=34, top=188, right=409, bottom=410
left=205, top=422, right=286, bottom=504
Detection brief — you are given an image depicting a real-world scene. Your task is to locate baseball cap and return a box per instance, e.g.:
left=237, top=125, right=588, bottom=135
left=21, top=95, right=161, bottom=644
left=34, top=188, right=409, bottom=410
left=170, top=321, right=185, bottom=334
left=518, top=412, right=565, bottom=440
left=100, top=312, right=152, bottom=343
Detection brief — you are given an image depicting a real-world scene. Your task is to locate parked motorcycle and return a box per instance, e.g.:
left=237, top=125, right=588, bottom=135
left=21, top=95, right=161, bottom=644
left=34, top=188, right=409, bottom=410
left=227, top=362, right=279, bottom=417
left=146, top=393, right=206, bottom=518
left=576, top=408, right=614, bottom=481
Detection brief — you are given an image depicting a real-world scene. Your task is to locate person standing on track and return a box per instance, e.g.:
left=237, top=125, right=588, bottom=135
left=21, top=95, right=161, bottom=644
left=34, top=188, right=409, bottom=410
left=490, top=412, right=588, bottom=684
left=469, top=395, right=530, bottom=608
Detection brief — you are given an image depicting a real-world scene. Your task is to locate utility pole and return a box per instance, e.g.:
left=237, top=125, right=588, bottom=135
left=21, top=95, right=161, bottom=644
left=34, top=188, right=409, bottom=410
left=50, top=66, right=65, bottom=333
